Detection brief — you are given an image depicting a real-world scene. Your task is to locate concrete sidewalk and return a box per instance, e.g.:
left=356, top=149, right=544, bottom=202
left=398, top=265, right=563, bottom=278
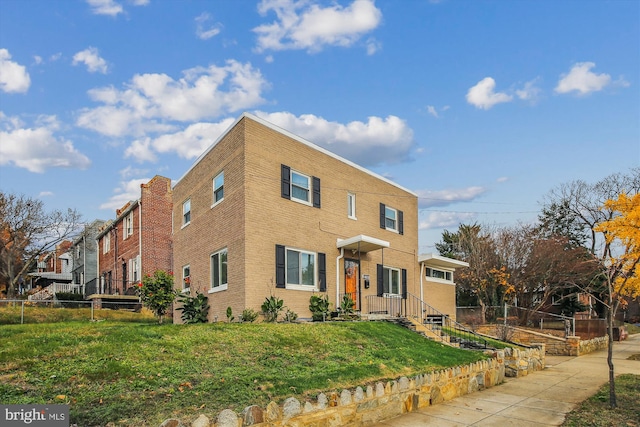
left=372, top=334, right=640, bottom=426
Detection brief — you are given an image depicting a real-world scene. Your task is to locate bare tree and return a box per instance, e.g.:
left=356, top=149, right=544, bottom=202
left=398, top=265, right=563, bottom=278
left=0, top=192, right=82, bottom=298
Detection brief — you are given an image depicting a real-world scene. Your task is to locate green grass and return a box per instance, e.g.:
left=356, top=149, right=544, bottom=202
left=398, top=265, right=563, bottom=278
left=562, top=374, right=640, bottom=426
left=0, top=303, right=157, bottom=324
left=0, top=320, right=488, bottom=426
left=625, top=323, right=640, bottom=335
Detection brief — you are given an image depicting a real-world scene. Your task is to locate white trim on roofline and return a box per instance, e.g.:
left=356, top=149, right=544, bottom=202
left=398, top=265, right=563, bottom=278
left=173, top=112, right=417, bottom=197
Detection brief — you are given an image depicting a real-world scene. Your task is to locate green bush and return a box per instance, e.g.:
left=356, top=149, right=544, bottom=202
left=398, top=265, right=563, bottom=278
left=138, top=270, right=177, bottom=324
left=176, top=292, right=209, bottom=324
left=309, top=294, right=330, bottom=321
left=240, top=308, right=259, bottom=323
left=226, top=306, right=234, bottom=322
left=55, top=292, right=85, bottom=308
left=261, top=295, right=284, bottom=322
left=283, top=309, right=298, bottom=323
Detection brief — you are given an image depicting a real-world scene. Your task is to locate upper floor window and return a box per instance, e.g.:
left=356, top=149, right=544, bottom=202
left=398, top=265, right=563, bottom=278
left=182, top=199, right=191, bottom=226
left=347, top=193, right=356, bottom=219
left=76, top=245, right=81, bottom=259
left=425, top=267, right=452, bottom=282
left=213, top=172, right=224, bottom=206
left=210, top=248, right=228, bottom=292
left=281, top=164, right=320, bottom=208
left=124, top=212, right=133, bottom=239
left=103, top=233, right=110, bottom=254
left=379, top=203, right=403, bottom=235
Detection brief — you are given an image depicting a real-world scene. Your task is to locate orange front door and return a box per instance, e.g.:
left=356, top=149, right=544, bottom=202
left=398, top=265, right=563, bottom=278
left=345, top=259, right=359, bottom=310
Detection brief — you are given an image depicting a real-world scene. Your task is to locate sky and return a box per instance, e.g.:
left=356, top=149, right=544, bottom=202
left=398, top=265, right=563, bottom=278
left=0, top=0, right=638, bottom=253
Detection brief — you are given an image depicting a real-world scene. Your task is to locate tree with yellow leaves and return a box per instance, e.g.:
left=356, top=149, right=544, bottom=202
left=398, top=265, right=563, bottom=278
left=594, top=192, right=640, bottom=408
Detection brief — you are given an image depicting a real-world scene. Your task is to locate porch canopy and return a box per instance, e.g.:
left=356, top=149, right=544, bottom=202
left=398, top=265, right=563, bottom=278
left=337, top=234, right=389, bottom=253
left=418, top=253, right=469, bottom=269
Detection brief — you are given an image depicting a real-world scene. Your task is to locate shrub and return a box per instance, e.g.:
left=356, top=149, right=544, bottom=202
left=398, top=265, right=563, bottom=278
left=55, top=292, right=85, bottom=308
left=283, top=309, right=298, bottom=323
left=138, top=270, right=177, bottom=324
left=226, top=306, right=234, bottom=323
left=176, top=292, right=209, bottom=324
left=339, top=294, right=356, bottom=318
left=261, top=295, right=284, bottom=322
left=309, top=294, right=330, bottom=322
left=240, top=308, right=259, bottom=323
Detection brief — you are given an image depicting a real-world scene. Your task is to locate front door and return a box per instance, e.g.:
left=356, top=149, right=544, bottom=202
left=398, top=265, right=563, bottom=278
left=345, top=259, right=360, bottom=310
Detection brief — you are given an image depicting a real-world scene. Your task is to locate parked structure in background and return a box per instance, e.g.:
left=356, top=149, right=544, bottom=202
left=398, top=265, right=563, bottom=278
left=93, top=176, right=172, bottom=307
left=26, top=241, right=74, bottom=299
left=69, top=219, right=106, bottom=295
left=172, top=113, right=466, bottom=325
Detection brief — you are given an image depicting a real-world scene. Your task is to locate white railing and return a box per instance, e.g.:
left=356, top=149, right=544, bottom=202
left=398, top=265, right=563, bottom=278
left=28, top=283, right=85, bottom=301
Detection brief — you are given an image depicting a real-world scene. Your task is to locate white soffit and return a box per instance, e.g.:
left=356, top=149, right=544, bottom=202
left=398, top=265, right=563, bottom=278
left=418, top=253, right=469, bottom=269
left=337, top=235, right=390, bottom=253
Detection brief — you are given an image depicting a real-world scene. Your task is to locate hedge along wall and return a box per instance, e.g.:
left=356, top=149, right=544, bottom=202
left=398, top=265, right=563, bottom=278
left=159, top=346, right=545, bottom=427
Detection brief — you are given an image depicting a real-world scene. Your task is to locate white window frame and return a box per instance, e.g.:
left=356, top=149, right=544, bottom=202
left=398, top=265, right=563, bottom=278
left=182, top=264, right=191, bottom=293
left=209, top=248, right=228, bottom=293
left=285, top=247, right=317, bottom=291
left=290, top=170, right=311, bottom=206
left=347, top=193, right=356, bottom=220
left=385, top=206, right=398, bottom=232
left=103, top=233, right=110, bottom=254
left=382, top=266, right=401, bottom=296
left=182, top=199, right=191, bottom=228
left=425, top=267, right=453, bottom=283
left=124, top=212, right=133, bottom=239
left=212, top=171, right=224, bottom=207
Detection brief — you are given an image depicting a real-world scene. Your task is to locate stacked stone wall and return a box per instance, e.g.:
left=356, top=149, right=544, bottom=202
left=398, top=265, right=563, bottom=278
left=157, top=346, right=545, bottom=427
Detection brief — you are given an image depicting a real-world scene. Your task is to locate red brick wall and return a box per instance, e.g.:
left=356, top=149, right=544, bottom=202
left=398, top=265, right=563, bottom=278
left=140, top=176, right=173, bottom=277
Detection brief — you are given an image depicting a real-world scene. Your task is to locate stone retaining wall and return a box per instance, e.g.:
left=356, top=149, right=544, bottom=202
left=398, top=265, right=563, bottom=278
left=158, top=346, right=545, bottom=427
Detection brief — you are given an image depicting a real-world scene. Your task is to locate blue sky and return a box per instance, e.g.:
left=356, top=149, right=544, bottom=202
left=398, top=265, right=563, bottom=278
left=1, top=0, right=638, bottom=253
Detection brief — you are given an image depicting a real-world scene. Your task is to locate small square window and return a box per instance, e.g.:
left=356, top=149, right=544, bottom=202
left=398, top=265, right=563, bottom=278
left=213, top=172, right=224, bottom=206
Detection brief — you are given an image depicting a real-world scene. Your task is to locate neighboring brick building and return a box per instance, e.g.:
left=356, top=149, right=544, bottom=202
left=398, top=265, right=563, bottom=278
left=172, top=113, right=464, bottom=322
left=94, top=176, right=172, bottom=298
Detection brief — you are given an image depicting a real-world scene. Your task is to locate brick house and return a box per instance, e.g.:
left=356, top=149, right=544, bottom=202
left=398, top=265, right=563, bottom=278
left=172, top=113, right=465, bottom=323
left=93, top=176, right=172, bottom=302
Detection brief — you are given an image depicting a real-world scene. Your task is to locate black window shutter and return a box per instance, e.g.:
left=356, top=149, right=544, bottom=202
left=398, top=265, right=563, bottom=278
left=281, top=165, right=291, bottom=200
left=312, top=176, right=321, bottom=208
left=398, top=210, right=404, bottom=235
left=377, top=264, right=384, bottom=296
left=275, top=244, right=286, bottom=288
left=379, top=203, right=386, bottom=229
left=318, top=252, right=326, bottom=292
left=401, top=269, right=407, bottom=299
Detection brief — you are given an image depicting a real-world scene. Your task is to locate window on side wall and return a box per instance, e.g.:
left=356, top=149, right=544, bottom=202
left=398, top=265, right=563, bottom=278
left=103, top=233, right=110, bottom=254
left=210, top=248, right=228, bottom=293
left=382, top=266, right=401, bottom=295
left=425, top=267, right=452, bottom=282
left=124, top=212, right=133, bottom=239
left=182, top=199, right=191, bottom=226
left=280, top=165, right=321, bottom=208
left=379, top=203, right=403, bottom=234
left=347, top=193, right=356, bottom=219
left=182, top=265, right=191, bottom=292
left=212, top=172, right=224, bottom=206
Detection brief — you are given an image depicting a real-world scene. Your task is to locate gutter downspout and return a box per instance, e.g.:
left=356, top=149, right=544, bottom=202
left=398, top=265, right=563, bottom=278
left=419, top=262, right=425, bottom=323
left=336, top=246, right=344, bottom=309
left=138, top=198, right=142, bottom=283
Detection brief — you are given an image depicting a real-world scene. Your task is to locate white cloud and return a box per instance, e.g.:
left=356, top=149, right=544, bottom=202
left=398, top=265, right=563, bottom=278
left=0, top=114, right=91, bottom=173
left=466, top=77, right=513, bottom=110
left=515, top=78, right=541, bottom=103
left=195, top=12, right=222, bottom=40
left=86, top=0, right=149, bottom=16
left=0, top=49, right=31, bottom=93
left=77, top=60, right=268, bottom=137
left=254, top=111, right=415, bottom=167
left=415, top=187, right=487, bottom=208
left=426, top=105, right=438, bottom=118
left=496, top=176, right=509, bottom=183
left=33, top=56, right=43, bottom=65
left=72, top=47, right=109, bottom=74
left=119, top=165, right=149, bottom=179
left=50, top=53, right=62, bottom=62
left=99, top=178, right=150, bottom=211
left=419, top=211, right=477, bottom=230
left=86, top=0, right=123, bottom=16
left=254, top=0, right=382, bottom=53
left=39, top=191, right=54, bottom=197
left=124, top=118, right=236, bottom=162
left=555, top=62, right=612, bottom=95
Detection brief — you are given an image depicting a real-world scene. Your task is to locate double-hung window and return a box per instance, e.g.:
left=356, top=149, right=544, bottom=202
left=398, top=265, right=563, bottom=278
left=379, top=203, right=403, bottom=234
left=212, top=172, right=224, bottom=206
left=210, top=248, right=228, bottom=292
left=103, top=233, right=110, bottom=254
left=124, top=212, right=133, bottom=239
left=281, top=165, right=321, bottom=208
left=182, top=199, right=191, bottom=226
left=347, top=193, right=356, bottom=219
left=291, top=171, right=311, bottom=204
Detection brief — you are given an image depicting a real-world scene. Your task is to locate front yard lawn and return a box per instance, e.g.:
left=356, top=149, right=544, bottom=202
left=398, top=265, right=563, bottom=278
left=0, top=320, right=488, bottom=426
